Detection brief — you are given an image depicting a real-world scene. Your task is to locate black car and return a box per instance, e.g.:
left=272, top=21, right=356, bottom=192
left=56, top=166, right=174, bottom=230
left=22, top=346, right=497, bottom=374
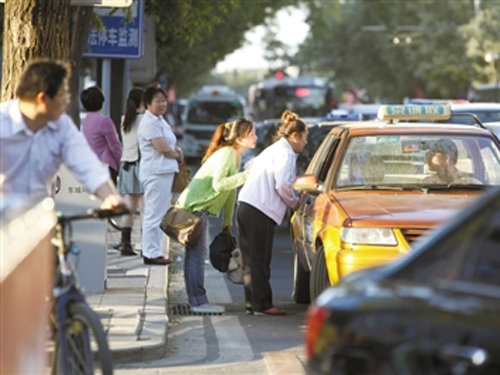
left=242, top=118, right=343, bottom=175
left=305, top=186, right=500, bottom=375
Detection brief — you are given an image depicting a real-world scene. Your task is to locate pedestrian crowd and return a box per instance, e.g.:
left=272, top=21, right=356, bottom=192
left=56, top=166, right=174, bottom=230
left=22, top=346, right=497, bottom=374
left=0, top=58, right=309, bottom=316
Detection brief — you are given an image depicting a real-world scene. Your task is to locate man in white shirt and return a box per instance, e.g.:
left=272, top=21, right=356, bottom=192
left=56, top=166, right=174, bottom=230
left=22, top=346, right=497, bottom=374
left=0, top=59, right=125, bottom=210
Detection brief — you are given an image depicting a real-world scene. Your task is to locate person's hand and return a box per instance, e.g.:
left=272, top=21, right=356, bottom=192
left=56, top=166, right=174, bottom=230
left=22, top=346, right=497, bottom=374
left=292, top=195, right=305, bottom=211
left=175, top=146, right=184, bottom=164
left=100, top=193, right=128, bottom=211
left=222, top=225, right=231, bottom=232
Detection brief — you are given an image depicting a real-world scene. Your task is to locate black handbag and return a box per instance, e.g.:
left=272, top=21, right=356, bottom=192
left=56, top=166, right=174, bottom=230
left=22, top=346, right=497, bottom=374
left=209, top=230, right=236, bottom=272
left=159, top=206, right=202, bottom=246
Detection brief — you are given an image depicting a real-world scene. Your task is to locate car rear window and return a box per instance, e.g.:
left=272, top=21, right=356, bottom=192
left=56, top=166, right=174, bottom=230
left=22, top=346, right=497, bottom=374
left=187, top=100, right=244, bottom=124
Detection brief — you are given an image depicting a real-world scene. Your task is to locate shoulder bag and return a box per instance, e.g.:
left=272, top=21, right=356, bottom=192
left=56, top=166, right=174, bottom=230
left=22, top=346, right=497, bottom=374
left=160, top=206, right=202, bottom=246
left=172, top=163, right=192, bottom=193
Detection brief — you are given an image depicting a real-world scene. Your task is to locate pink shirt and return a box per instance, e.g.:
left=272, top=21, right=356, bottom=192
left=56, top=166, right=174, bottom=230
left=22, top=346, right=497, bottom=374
left=81, top=111, right=122, bottom=171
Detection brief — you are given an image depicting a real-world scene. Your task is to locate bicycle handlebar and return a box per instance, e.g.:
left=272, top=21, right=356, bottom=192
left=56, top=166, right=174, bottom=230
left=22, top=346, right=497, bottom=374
left=56, top=208, right=130, bottom=224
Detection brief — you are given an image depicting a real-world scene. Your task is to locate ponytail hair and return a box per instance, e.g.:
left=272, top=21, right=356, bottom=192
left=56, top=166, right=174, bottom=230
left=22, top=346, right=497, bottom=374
left=273, top=109, right=307, bottom=142
left=122, top=87, right=144, bottom=133
left=201, top=117, right=255, bottom=164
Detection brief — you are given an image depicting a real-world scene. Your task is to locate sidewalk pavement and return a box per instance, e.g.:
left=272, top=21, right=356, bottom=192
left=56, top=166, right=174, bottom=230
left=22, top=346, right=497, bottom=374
left=84, top=220, right=177, bottom=364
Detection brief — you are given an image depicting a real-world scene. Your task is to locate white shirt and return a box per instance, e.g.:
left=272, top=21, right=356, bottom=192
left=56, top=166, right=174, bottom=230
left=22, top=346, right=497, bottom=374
left=0, top=99, right=110, bottom=197
left=120, top=113, right=143, bottom=162
left=238, top=138, right=299, bottom=225
left=137, top=110, right=178, bottom=177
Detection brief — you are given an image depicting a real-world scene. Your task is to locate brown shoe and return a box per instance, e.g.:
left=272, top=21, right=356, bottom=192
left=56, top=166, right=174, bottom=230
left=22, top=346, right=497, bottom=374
left=254, top=307, right=286, bottom=316
left=143, top=256, right=173, bottom=265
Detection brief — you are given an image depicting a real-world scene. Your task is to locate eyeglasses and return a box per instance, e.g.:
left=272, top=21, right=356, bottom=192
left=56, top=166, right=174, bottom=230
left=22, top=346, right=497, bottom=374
left=152, top=98, right=167, bottom=104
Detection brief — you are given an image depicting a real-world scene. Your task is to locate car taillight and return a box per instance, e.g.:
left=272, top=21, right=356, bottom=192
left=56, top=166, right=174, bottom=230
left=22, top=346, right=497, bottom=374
left=305, top=304, right=329, bottom=359
left=295, top=87, right=311, bottom=97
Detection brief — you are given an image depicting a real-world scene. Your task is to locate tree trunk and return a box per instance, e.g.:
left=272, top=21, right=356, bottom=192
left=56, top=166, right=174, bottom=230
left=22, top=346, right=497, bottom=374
left=1, top=0, right=71, bottom=101
left=68, top=6, right=94, bottom=127
left=111, top=58, right=125, bottom=139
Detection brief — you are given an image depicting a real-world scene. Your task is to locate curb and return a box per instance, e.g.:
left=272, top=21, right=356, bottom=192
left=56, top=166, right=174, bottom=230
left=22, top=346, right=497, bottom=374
left=110, top=262, right=170, bottom=364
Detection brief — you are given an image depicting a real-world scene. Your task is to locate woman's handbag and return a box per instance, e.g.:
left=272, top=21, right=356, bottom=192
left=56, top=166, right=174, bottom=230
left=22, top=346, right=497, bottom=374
left=159, top=206, right=202, bottom=246
left=172, top=163, right=192, bottom=193
left=209, top=230, right=236, bottom=272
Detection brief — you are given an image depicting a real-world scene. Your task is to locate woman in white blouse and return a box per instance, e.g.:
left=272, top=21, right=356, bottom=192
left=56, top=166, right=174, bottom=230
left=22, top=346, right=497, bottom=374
left=237, top=110, right=308, bottom=316
left=137, top=86, right=183, bottom=265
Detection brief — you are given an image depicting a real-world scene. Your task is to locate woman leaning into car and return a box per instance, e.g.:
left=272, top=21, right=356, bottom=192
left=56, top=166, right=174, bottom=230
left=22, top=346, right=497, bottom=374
left=176, top=118, right=257, bottom=314
left=237, top=109, right=308, bottom=316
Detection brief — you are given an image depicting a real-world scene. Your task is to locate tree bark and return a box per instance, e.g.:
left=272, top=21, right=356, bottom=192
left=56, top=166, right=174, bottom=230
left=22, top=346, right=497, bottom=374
left=1, top=0, right=71, bottom=101
left=68, top=6, right=94, bottom=127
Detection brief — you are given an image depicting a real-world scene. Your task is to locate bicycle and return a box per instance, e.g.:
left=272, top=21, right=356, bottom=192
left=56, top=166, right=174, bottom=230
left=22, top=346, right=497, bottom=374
left=50, top=207, right=128, bottom=375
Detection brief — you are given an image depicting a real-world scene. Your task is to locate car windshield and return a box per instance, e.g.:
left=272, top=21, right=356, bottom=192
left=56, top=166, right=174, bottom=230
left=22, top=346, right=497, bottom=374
left=335, top=134, right=500, bottom=189
left=187, top=100, right=244, bottom=124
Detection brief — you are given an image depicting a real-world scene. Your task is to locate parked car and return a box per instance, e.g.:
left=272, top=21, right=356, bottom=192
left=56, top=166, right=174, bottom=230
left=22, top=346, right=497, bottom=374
left=291, top=104, right=500, bottom=304
left=448, top=102, right=500, bottom=125
left=305, top=185, right=500, bottom=375
left=484, top=122, right=500, bottom=140
left=178, top=85, right=247, bottom=161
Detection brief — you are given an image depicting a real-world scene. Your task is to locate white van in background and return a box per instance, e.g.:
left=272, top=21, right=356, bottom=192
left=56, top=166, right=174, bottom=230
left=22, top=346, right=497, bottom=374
left=178, top=85, right=247, bottom=161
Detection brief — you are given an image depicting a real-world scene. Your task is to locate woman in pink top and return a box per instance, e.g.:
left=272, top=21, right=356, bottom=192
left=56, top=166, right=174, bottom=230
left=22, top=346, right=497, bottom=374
left=80, top=86, right=122, bottom=184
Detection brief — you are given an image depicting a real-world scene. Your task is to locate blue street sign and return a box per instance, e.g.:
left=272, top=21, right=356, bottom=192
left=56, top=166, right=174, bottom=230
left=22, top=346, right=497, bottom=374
left=83, top=0, right=143, bottom=59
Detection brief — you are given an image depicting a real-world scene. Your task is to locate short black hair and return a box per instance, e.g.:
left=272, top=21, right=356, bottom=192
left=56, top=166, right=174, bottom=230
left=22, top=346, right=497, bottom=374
left=430, top=139, right=458, bottom=164
left=80, top=86, right=105, bottom=111
left=143, top=86, right=167, bottom=106
left=16, top=59, right=69, bottom=100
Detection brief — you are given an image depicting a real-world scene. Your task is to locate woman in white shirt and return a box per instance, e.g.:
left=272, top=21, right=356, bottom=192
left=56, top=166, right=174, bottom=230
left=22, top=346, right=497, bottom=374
left=138, top=86, right=183, bottom=265
left=237, top=110, right=308, bottom=316
left=117, top=87, right=145, bottom=256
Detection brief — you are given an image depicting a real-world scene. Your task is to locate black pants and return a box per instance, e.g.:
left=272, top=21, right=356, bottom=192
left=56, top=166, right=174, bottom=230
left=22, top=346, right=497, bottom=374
left=109, top=167, right=118, bottom=186
left=236, top=202, right=276, bottom=312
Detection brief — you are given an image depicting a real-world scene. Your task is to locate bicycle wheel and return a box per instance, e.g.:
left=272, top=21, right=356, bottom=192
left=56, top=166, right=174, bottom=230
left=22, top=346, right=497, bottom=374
left=53, top=302, right=113, bottom=375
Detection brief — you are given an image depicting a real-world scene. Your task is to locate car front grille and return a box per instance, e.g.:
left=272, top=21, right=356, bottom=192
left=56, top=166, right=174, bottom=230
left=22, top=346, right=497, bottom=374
left=401, top=228, right=428, bottom=245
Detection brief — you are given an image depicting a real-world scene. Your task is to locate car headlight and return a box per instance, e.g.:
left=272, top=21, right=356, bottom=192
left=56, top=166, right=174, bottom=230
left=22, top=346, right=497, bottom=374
left=340, top=227, right=397, bottom=246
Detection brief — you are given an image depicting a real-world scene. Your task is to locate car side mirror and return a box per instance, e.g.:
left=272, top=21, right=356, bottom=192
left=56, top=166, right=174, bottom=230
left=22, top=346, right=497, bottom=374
left=293, top=174, right=323, bottom=195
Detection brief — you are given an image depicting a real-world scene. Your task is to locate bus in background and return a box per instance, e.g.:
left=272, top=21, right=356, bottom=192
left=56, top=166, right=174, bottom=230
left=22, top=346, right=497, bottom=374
left=179, top=85, right=247, bottom=161
left=248, top=75, right=337, bottom=121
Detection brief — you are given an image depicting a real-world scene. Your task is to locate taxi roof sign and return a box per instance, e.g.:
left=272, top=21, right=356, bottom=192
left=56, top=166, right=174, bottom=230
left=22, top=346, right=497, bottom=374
left=378, top=104, right=451, bottom=121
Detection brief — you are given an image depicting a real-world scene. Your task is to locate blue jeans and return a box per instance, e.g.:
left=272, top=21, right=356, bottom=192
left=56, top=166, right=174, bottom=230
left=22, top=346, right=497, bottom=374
left=184, top=212, right=209, bottom=307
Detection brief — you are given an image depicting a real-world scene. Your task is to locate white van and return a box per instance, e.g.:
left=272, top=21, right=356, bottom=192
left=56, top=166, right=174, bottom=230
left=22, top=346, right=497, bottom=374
left=179, top=85, right=247, bottom=160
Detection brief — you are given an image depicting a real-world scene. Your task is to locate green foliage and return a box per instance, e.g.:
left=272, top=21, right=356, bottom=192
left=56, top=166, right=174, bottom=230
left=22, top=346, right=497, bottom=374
left=295, top=0, right=483, bottom=102
left=461, top=2, right=500, bottom=84
left=145, top=0, right=298, bottom=96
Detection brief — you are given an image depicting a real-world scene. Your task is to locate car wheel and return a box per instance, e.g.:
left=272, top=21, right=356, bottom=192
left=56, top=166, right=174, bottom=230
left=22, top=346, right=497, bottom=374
left=309, top=245, right=330, bottom=301
left=292, top=247, right=310, bottom=304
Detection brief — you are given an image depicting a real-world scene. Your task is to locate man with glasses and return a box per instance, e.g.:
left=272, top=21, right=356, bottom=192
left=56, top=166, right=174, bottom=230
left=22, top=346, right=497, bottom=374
left=0, top=59, right=126, bottom=210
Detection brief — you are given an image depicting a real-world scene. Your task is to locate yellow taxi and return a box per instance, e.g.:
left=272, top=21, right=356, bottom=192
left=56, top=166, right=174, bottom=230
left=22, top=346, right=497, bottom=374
left=291, top=104, right=500, bottom=303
